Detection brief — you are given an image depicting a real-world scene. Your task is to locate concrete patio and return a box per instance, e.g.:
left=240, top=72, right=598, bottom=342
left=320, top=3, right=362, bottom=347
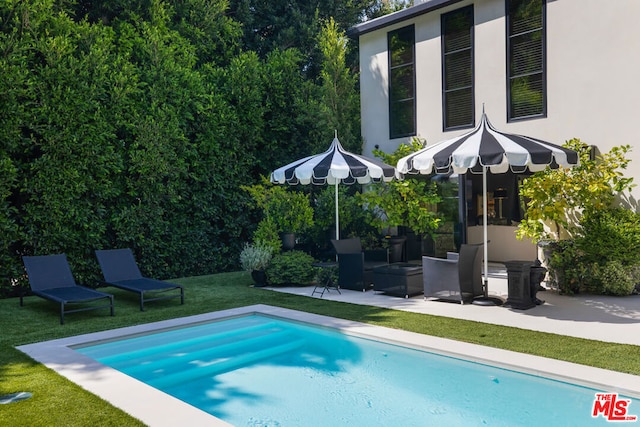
left=265, top=267, right=640, bottom=347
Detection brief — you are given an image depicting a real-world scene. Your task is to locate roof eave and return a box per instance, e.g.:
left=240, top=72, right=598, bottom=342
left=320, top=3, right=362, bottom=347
left=348, top=0, right=465, bottom=38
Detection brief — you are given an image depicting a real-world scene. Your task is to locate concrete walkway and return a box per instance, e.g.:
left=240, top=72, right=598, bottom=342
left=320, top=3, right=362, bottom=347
left=265, top=273, right=640, bottom=346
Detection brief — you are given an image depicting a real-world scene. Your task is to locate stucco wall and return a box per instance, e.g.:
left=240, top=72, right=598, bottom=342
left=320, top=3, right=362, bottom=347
left=467, top=225, right=537, bottom=262
left=359, top=0, right=640, bottom=202
left=358, top=0, right=640, bottom=259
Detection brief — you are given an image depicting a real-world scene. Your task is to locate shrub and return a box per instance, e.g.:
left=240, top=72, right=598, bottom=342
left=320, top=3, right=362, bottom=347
left=309, top=185, right=381, bottom=254
left=571, top=207, right=640, bottom=295
left=239, top=241, right=273, bottom=272
left=266, top=250, right=315, bottom=285
left=253, top=218, right=282, bottom=255
left=359, top=139, right=442, bottom=238
left=547, top=240, right=586, bottom=295
left=517, top=140, right=633, bottom=243
left=584, top=261, right=638, bottom=296
left=243, top=181, right=314, bottom=234
left=577, top=207, right=640, bottom=266
left=315, top=264, right=338, bottom=286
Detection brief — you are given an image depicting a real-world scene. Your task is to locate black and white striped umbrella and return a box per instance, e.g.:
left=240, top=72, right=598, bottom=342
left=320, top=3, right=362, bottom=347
left=397, top=111, right=579, bottom=304
left=397, top=112, right=579, bottom=175
left=271, top=133, right=396, bottom=240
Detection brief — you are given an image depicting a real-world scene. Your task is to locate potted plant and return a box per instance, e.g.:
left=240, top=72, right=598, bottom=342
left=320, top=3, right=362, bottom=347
left=239, top=241, right=273, bottom=287
left=269, top=187, right=314, bottom=249
left=243, top=179, right=314, bottom=250
left=358, top=139, right=442, bottom=259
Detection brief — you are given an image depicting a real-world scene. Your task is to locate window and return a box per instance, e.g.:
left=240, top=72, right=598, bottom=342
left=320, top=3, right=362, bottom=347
left=388, top=25, right=416, bottom=139
left=442, top=6, right=474, bottom=130
left=466, top=172, right=528, bottom=227
left=507, top=0, right=546, bottom=120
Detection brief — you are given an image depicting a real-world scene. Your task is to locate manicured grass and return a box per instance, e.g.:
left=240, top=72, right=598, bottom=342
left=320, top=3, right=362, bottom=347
left=1, top=271, right=639, bottom=426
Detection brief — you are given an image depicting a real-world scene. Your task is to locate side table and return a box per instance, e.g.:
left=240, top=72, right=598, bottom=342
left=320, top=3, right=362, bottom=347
left=311, top=262, right=341, bottom=298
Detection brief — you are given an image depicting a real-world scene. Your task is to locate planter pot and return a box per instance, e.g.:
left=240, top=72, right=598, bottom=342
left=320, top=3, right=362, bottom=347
left=280, top=232, right=296, bottom=251
left=386, top=236, right=407, bottom=263
left=251, top=270, right=268, bottom=287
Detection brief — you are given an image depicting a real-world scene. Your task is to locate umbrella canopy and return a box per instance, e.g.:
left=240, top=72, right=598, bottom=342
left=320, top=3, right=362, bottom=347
left=271, top=133, right=396, bottom=240
left=397, top=112, right=579, bottom=175
left=397, top=111, right=579, bottom=304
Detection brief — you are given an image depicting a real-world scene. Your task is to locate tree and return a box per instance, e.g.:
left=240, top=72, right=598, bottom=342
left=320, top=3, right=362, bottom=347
left=0, top=0, right=406, bottom=294
left=517, top=139, right=634, bottom=243
left=317, top=17, right=361, bottom=152
left=226, top=0, right=411, bottom=77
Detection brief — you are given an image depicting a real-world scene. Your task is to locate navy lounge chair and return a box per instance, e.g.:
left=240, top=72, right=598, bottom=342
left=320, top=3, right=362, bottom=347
left=95, top=248, right=184, bottom=311
left=21, top=254, right=115, bottom=324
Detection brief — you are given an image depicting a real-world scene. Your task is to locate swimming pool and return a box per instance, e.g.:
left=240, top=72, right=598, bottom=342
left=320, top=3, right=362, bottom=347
left=18, top=305, right=640, bottom=426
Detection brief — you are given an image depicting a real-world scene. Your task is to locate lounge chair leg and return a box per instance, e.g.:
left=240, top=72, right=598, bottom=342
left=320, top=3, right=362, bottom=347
left=60, top=303, right=65, bottom=325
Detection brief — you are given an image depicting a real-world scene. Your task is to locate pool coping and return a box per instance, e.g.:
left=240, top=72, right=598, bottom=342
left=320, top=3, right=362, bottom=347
left=17, top=304, right=640, bottom=426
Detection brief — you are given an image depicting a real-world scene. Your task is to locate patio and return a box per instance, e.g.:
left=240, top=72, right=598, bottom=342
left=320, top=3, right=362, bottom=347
left=265, top=264, right=640, bottom=346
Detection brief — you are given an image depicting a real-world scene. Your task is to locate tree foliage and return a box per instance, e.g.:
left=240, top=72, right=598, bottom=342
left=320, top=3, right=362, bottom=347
left=517, top=139, right=634, bottom=242
left=360, top=139, right=442, bottom=237
left=517, top=140, right=637, bottom=296
left=0, top=0, right=383, bottom=294
left=317, top=17, right=360, bottom=152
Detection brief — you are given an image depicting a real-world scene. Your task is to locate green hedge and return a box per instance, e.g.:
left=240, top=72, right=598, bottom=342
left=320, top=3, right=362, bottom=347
left=0, top=1, right=361, bottom=295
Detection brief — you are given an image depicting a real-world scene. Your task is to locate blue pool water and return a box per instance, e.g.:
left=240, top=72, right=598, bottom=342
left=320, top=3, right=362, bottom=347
left=76, top=314, right=628, bottom=426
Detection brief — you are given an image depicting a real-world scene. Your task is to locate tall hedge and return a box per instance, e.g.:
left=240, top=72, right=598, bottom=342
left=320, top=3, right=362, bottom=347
left=0, top=0, right=364, bottom=294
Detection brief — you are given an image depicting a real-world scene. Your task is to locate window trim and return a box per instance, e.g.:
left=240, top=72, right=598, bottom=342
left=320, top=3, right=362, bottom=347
left=505, top=0, right=547, bottom=122
left=388, top=25, right=417, bottom=139
left=441, top=5, right=475, bottom=131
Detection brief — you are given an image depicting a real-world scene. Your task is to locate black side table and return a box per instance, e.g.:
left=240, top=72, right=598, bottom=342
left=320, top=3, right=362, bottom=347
left=311, top=262, right=341, bottom=298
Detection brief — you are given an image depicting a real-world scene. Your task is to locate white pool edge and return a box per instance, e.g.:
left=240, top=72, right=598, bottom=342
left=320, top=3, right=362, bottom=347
left=17, top=304, right=640, bottom=427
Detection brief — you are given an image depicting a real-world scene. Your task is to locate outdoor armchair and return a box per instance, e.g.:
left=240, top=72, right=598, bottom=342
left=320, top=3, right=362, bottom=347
left=331, top=238, right=389, bottom=292
left=21, top=254, right=115, bottom=324
left=422, top=243, right=484, bottom=304
left=95, top=248, right=184, bottom=311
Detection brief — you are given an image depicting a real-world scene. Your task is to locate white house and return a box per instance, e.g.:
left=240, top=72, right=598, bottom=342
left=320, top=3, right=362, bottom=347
left=350, top=0, right=640, bottom=262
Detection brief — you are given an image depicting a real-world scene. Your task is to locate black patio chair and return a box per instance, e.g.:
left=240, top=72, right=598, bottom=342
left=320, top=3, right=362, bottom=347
left=331, top=238, right=389, bottom=292
left=422, top=243, right=484, bottom=304
left=95, top=248, right=184, bottom=311
left=21, top=254, right=115, bottom=324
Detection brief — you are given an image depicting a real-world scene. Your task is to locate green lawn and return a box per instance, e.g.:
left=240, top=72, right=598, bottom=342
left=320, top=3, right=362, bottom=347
left=1, top=271, right=639, bottom=426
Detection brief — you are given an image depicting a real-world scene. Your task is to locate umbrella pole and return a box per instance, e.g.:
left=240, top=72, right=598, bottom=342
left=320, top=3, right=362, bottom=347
left=335, top=181, right=339, bottom=241
left=483, top=166, right=489, bottom=295
left=473, top=165, right=503, bottom=306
